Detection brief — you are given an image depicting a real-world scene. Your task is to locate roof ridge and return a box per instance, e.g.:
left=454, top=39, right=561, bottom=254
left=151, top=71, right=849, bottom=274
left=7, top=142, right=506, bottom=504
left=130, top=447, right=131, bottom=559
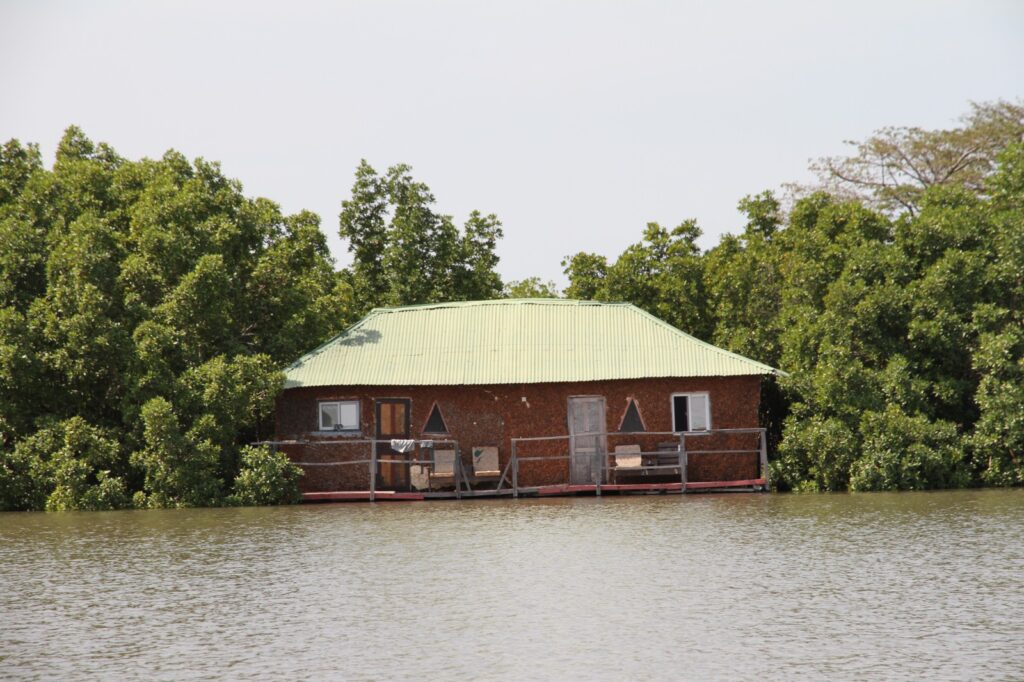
left=369, top=298, right=629, bottom=314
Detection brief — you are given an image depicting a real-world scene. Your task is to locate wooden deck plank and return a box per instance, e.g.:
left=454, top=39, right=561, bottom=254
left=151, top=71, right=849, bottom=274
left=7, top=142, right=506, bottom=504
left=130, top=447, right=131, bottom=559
left=536, top=484, right=596, bottom=495
left=601, top=482, right=685, bottom=492
left=302, top=491, right=426, bottom=501
left=536, top=482, right=688, bottom=495
left=301, top=478, right=765, bottom=502
left=684, top=477, right=765, bottom=489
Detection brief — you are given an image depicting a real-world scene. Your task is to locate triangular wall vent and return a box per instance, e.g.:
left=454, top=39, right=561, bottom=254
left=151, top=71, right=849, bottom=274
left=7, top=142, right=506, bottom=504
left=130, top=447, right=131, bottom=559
left=620, top=399, right=646, bottom=432
left=423, top=402, right=449, bottom=433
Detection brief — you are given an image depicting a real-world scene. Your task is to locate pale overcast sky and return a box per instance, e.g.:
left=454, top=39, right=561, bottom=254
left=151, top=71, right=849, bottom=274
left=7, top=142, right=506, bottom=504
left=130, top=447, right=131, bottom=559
left=1, top=1, right=1022, bottom=285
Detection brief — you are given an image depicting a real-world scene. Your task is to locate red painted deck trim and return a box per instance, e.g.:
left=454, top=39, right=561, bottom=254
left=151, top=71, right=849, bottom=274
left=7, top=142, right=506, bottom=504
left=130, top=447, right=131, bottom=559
left=301, top=478, right=766, bottom=502
left=536, top=482, right=687, bottom=495
left=537, top=484, right=594, bottom=495
left=302, top=491, right=425, bottom=501
left=685, top=478, right=766, bottom=490
left=601, top=483, right=685, bottom=492
left=533, top=480, right=764, bottom=495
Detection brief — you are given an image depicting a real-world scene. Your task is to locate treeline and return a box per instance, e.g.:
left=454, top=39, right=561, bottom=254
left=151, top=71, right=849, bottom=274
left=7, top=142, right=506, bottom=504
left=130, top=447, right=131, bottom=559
left=0, top=130, right=334, bottom=509
left=1, top=102, right=1021, bottom=510
left=562, top=101, right=1024, bottom=491
left=0, top=130, right=510, bottom=511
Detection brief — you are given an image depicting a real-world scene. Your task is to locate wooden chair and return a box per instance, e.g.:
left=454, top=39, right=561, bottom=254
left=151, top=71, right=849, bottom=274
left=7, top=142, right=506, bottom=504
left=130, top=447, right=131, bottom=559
left=656, top=442, right=682, bottom=475
left=429, top=449, right=457, bottom=489
left=611, top=444, right=643, bottom=482
left=471, top=446, right=501, bottom=481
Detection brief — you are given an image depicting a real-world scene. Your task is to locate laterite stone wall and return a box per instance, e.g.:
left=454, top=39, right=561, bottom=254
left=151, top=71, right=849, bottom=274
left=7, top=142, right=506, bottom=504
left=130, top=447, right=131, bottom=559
left=275, top=375, right=763, bottom=492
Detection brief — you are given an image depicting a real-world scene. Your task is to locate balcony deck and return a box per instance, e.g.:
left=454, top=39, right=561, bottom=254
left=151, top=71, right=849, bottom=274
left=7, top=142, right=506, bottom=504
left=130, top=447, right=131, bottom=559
left=266, top=428, right=771, bottom=503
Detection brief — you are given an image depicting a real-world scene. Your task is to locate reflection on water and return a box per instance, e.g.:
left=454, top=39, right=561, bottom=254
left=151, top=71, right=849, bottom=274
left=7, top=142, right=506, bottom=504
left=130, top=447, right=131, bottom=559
left=2, top=490, right=1023, bottom=680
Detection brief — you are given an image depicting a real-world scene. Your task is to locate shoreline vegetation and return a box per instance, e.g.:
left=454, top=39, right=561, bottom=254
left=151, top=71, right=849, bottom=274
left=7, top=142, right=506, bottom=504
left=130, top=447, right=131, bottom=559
left=1, top=100, right=1022, bottom=511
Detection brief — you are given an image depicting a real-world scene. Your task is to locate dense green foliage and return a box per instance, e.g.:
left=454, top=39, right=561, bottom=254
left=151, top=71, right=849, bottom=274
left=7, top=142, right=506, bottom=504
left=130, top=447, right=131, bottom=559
left=227, top=445, right=303, bottom=506
left=563, top=220, right=712, bottom=340
left=564, top=102, right=1024, bottom=491
left=0, top=132, right=507, bottom=511
left=503, top=277, right=561, bottom=299
left=2, top=101, right=1021, bottom=508
left=0, top=129, right=344, bottom=510
left=339, top=160, right=504, bottom=317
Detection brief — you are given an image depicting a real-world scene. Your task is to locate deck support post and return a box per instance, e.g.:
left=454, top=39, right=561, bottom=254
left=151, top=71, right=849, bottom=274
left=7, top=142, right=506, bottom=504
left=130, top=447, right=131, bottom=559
left=759, top=428, right=769, bottom=490
left=496, top=451, right=512, bottom=493
left=370, top=440, right=377, bottom=502
left=679, top=433, right=687, bottom=493
left=512, top=441, right=519, bottom=498
left=455, top=446, right=463, bottom=500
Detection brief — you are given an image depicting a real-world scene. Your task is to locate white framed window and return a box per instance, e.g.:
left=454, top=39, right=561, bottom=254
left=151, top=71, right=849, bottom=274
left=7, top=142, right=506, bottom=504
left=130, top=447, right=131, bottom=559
left=671, top=393, right=710, bottom=432
left=319, top=400, right=360, bottom=432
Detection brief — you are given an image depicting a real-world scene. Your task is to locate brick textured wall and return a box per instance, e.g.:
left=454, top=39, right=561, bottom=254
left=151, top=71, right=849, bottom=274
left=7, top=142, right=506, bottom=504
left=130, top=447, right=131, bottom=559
left=276, top=375, right=763, bottom=492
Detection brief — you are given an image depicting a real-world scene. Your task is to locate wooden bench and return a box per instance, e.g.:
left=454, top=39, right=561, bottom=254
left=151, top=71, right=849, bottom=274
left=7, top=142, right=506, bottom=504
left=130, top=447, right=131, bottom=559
left=611, top=443, right=682, bottom=481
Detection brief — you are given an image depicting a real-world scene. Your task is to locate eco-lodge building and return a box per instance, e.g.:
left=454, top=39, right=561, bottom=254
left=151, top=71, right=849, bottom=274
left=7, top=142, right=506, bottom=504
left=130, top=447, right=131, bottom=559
left=274, top=299, right=782, bottom=501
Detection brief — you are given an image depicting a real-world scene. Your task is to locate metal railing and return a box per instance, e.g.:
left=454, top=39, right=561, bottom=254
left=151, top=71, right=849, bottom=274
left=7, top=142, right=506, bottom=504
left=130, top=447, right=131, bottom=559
left=499, top=428, right=768, bottom=497
left=260, top=427, right=768, bottom=499
left=263, top=438, right=466, bottom=500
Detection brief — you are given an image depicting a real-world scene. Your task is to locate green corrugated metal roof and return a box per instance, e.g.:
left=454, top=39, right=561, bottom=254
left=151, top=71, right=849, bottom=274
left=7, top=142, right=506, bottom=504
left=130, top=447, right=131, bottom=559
left=283, top=299, right=781, bottom=388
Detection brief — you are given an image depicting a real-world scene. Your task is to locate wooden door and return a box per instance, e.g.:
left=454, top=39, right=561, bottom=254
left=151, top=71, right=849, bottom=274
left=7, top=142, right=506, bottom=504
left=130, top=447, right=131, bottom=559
left=568, top=397, right=607, bottom=485
left=375, top=399, right=411, bottom=490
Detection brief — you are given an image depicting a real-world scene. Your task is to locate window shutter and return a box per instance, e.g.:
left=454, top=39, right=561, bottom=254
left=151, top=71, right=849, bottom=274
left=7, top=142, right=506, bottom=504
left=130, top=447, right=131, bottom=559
left=339, top=402, right=359, bottom=430
left=320, top=403, right=340, bottom=429
left=689, top=395, right=709, bottom=431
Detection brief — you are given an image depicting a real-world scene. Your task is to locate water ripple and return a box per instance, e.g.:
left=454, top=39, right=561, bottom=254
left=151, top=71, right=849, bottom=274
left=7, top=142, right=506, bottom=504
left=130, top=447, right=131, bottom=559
left=1, top=490, right=1023, bottom=680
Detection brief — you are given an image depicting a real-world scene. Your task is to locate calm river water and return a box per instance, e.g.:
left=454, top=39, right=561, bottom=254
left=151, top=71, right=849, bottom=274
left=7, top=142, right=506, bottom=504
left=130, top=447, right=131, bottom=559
left=2, top=489, right=1023, bottom=681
